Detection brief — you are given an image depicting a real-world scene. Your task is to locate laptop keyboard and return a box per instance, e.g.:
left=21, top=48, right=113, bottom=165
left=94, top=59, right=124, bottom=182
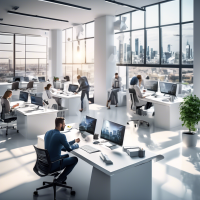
left=80, top=145, right=100, bottom=154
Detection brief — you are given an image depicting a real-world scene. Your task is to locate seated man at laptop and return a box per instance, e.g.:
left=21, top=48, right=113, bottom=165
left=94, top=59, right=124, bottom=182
left=106, top=73, right=122, bottom=109
left=45, top=117, right=80, bottom=184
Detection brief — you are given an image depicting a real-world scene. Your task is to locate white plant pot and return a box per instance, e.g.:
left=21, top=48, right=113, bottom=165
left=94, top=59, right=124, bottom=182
left=182, top=132, right=198, bottom=147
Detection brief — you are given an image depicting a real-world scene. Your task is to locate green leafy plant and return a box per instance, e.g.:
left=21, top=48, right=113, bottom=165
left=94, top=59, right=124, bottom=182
left=53, top=76, right=59, bottom=82
left=179, top=94, right=200, bottom=132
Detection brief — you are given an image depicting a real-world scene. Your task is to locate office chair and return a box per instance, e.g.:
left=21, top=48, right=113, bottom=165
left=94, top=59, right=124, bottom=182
left=21, top=81, right=36, bottom=92
left=42, top=91, right=58, bottom=110
left=127, top=88, right=149, bottom=127
left=33, top=146, right=75, bottom=200
left=11, top=82, right=19, bottom=90
left=0, top=103, right=18, bottom=135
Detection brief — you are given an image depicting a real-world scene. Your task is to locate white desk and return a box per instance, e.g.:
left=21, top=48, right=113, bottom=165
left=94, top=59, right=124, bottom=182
left=15, top=105, right=58, bottom=139
left=37, top=128, right=164, bottom=200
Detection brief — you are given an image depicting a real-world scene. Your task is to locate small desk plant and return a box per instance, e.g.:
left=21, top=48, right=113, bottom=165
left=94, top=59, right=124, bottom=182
left=180, top=94, right=200, bottom=147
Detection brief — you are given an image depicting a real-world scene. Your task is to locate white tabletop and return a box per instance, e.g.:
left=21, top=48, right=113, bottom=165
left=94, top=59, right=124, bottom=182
left=52, top=92, right=81, bottom=99
left=0, top=82, right=12, bottom=85
left=38, top=128, right=163, bottom=176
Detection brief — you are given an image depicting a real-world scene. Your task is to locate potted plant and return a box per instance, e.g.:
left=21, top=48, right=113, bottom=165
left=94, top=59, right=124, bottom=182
left=53, top=76, right=59, bottom=82
left=180, top=94, right=200, bottom=147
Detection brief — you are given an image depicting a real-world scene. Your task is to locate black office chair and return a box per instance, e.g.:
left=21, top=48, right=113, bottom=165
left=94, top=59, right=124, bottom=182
left=127, top=88, right=149, bottom=127
left=0, top=103, right=18, bottom=135
left=33, top=146, right=75, bottom=200
left=10, top=82, right=19, bottom=90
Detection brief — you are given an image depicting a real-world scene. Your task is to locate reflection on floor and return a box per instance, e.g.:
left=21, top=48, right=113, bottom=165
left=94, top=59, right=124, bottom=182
left=0, top=104, right=200, bottom=200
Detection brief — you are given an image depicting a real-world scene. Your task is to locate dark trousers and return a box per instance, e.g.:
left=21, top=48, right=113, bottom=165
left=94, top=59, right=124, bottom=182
left=81, top=89, right=89, bottom=109
left=50, top=156, right=78, bottom=182
left=145, top=102, right=153, bottom=110
left=108, top=88, right=120, bottom=104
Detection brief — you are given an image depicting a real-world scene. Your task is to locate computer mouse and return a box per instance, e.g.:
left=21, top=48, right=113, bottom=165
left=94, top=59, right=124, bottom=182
left=93, top=141, right=100, bottom=144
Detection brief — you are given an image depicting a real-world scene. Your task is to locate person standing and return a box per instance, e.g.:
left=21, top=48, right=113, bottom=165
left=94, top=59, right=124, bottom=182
left=106, top=73, right=122, bottom=109
left=75, top=75, right=90, bottom=112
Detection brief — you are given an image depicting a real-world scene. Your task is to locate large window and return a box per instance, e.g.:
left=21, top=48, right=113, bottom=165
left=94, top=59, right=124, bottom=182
left=62, top=22, right=94, bottom=86
left=115, top=0, right=193, bottom=84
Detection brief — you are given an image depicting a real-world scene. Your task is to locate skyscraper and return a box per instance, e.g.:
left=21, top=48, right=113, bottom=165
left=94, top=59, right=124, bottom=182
left=191, top=49, right=193, bottom=58
left=186, top=41, right=190, bottom=59
left=140, top=45, right=143, bottom=54
left=135, top=38, right=139, bottom=55
left=147, top=46, right=149, bottom=56
left=167, top=44, right=171, bottom=52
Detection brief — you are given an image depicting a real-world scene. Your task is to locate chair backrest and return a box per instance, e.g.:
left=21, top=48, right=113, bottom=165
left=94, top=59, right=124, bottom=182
left=64, top=76, right=70, bottom=81
left=1, top=103, right=6, bottom=120
left=27, top=81, right=34, bottom=89
left=33, top=146, right=52, bottom=177
left=12, top=82, right=19, bottom=90
left=129, top=88, right=140, bottom=110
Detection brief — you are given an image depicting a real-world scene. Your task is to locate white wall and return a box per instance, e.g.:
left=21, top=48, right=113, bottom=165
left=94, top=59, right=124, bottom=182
left=48, top=29, right=63, bottom=82
left=194, top=0, right=200, bottom=98
left=94, top=15, right=116, bottom=106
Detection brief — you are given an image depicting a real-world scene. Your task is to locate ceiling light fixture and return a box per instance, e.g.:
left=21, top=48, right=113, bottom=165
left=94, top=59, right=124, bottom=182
left=105, top=0, right=145, bottom=11
left=38, top=0, right=91, bottom=11
left=7, top=10, right=69, bottom=22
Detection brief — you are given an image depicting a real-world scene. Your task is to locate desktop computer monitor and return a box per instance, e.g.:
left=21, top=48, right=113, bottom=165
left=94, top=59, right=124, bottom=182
left=160, top=82, right=177, bottom=96
left=13, top=76, right=22, bottom=82
left=79, top=116, right=97, bottom=135
left=31, top=96, right=43, bottom=107
left=19, top=91, right=29, bottom=102
left=100, top=120, right=125, bottom=146
left=24, top=77, right=29, bottom=82
left=144, top=80, right=158, bottom=92
left=38, top=77, right=45, bottom=82
left=68, top=84, right=78, bottom=93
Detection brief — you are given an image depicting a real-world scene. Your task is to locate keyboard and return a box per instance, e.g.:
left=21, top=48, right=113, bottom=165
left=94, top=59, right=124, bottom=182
left=80, top=145, right=100, bottom=154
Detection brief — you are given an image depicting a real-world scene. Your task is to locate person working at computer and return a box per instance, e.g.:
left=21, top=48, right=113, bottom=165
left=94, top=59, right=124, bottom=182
left=75, top=75, right=90, bottom=112
left=1, top=91, right=19, bottom=114
left=130, top=76, right=152, bottom=109
left=45, top=117, right=80, bottom=184
left=106, top=73, right=122, bottom=109
left=44, top=84, right=61, bottom=107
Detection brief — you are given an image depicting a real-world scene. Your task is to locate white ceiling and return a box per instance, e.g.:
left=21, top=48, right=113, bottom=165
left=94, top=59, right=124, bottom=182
left=0, top=0, right=165, bottom=35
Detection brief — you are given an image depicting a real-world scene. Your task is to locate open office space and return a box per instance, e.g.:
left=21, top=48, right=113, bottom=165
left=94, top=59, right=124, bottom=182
left=0, top=0, right=199, bottom=200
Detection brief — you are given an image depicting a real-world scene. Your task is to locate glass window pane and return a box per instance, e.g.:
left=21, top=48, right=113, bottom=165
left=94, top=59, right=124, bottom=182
left=26, top=59, right=39, bottom=77
left=62, top=30, right=65, bottom=43
left=146, top=28, right=159, bottom=64
left=73, top=65, right=82, bottom=84
left=181, top=68, right=193, bottom=96
left=66, top=42, right=72, bottom=63
left=15, top=59, right=25, bottom=76
left=26, top=45, right=46, bottom=52
left=26, top=36, right=46, bottom=45
left=182, top=0, right=193, bottom=22
left=66, top=65, right=73, bottom=81
left=161, top=0, right=179, bottom=25
left=118, top=66, right=126, bottom=89
left=39, top=59, right=46, bottom=78
left=82, top=64, right=94, bottom=86
left=66, top=28, right=73, bottom=42
left=86, top=39, right=94, bottom=63
left=73, top=40, right=85, bottom=63
left=121, top=13, right=130, bottom=31
left=115, top=32, right=131, bottom=64
left=86, top=22, right=94, bottom=38
left=132, top=11, right=144, bottom=30
left=73, top=25, right=85, bottom=40
left=62, top=64, right=66, bottom=77
left=16, top=45, right=25, bottom=58
left=114, top=16, right=120, bottom=33
left=0, top=44, right=12, bottom=51
left=131, top=30, right=144, bottom=64
left=62, top=43, right=65, bottom=63
left=182, top=23, right=193, bottom=64
left=26, top=52, right=46, bottom=59
left=161, top=25, right=180, bottom=64
left=0, top=34, right=13, bottom=43
left=146, top=5, right=159, bottom=28
left=0, top=51, right=13, bottom=59
left=0, top=58, right=14, bottom=82
left=16, top=35, right=25, bottom=44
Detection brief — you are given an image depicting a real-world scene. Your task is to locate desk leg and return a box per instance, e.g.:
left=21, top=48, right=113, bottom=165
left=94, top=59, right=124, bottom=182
left=88, top=161, right=152, bottom=200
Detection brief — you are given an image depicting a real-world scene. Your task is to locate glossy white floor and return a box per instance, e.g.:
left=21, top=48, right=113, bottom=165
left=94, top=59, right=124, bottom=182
left=0, top=104, right=200, bottom=200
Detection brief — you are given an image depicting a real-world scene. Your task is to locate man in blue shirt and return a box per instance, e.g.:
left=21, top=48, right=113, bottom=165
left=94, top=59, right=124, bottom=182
left=75, top=75, right=90, bottom=112
left=45, top=117, right=80, bottom=184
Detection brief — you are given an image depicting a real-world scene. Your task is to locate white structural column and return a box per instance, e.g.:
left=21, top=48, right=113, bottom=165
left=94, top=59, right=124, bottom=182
left=194, top=0, right=200, bottom=98
left=94, top=16, right=116, bottom=106
left=48, top=29, right=63, bottom=82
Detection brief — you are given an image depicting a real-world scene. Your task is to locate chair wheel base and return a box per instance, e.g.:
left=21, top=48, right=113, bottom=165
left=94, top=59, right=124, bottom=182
left=33, top=191, right=38, bottom=196
left=71, top=191, right=76, bottom=195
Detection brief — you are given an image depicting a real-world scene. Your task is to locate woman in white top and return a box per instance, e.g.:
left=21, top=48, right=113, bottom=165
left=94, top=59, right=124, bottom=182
left=130, top=76, right=152, bottom=109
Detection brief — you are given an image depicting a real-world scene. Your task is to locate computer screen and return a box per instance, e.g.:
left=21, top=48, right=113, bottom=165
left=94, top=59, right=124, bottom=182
left=24, top=77, right=29, bottom=82
left=100, top=120, right=125, bottom=146
left=79, top=116, right=97, bottom=135
left=38, top=77, right=45, bottom=82
left=31, top=96, right=43, bottom=107
left=144, top=80, right=158, bottom=92
left=160, top=82, right=177, bottom=96
left=68, top=84, right=78, bottom=92
left=19, top=91, right=29, bottom=102
left=13, top=77, right=22, bottom=82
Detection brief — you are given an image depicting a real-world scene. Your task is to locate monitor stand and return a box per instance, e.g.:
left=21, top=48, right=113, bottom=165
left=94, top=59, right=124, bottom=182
left=34, top=106, right=43, bottom=110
